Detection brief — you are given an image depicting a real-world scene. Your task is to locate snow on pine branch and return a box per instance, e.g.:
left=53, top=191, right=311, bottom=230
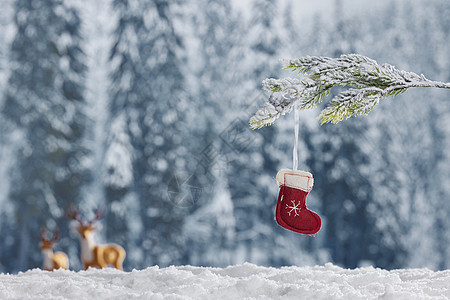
left=249, top=54, right=450, bottom=128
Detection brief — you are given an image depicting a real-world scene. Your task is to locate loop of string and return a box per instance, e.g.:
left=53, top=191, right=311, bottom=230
left=293, top=105, right=299, bottom=171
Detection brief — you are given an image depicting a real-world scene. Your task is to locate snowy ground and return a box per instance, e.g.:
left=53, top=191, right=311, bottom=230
left=0, top=263, right=449, bottom=300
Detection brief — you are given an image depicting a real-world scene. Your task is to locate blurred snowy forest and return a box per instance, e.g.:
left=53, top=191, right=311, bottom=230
left=0, top=0, right=449, bottom=273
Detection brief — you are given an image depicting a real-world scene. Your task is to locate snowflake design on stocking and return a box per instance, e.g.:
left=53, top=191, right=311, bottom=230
left=286, top=200, right=301, bottom=217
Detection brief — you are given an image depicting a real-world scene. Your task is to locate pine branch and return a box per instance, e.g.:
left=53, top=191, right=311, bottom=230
left=249, top=54, right=450, bottom=128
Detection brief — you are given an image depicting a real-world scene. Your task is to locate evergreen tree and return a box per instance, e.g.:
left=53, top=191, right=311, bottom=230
left=309, top=10, right=377, bottom=268
left=1, top=0, right=88, bottom=271
left=0, top=0, right=14, bottom=94
left=180, top=0, right=240, bottom=266
left=105, top=0, right=188, bottom=269
left=183, top=164, right=236, bottom=266
left=233, top=0, right=285, bottom=266
left=0, top=0, right=15, bottom=271
left=364, top=1, right=450, bottom=269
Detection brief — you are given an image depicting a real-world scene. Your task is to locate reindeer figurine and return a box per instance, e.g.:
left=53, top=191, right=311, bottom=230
left=40, top=228, right=69, bottom=271
left=68, top=207, right=126, bottom=270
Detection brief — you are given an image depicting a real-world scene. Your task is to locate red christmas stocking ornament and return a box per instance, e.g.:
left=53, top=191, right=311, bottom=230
left=275, top=169, right=321, bottom=235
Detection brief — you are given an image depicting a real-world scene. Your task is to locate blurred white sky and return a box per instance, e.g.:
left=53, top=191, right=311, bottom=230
left=234, top=0, right=389, bottom=20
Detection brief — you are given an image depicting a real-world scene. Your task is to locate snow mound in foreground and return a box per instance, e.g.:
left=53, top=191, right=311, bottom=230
left=1, top=263, right=449, bottom=299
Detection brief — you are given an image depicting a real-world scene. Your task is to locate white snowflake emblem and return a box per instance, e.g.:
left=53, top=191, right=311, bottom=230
left=286, top=200, right=301, bottom=217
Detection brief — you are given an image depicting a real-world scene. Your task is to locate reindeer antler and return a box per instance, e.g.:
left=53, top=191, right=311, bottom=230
left=53, top=228, right=59, bottom=242
left=41, top=227, right=47, bottom=240
left=40, top=227, right=59, bottom=242
left=67, top=205, right=84, bottom=226
left=89, top=207, right=105, bottom=226
left=68, top=205, right=106, bottom=227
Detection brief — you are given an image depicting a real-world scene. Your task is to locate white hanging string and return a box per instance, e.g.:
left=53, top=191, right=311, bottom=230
left=293, top=106, right=299, bottom=171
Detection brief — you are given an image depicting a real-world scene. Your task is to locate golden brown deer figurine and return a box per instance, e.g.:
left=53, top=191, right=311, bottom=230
left=68, top=207, right=126, bottom=270
left=40, top=228, right=69, bottom=271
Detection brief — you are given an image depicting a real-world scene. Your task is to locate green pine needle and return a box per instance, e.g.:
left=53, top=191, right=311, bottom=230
left=249, top=54, right=450, bottom=128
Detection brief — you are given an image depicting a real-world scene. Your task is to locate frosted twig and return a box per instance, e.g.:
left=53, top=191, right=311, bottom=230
left=249, top=54, right=450, bottom=128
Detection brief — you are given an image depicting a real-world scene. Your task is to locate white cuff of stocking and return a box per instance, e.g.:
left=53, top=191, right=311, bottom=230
left=276, top=169, right=314, bottom=191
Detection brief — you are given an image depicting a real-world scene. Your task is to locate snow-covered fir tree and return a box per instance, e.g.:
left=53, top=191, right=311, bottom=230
left=104, top=0, right=189, bottom=268
left=308, top=3, right=380, bottom=269
left=180, top=0, right=241, bottom=266
left=0, top=0, right=15, bottom=272
left=231, top=0, right=285, bottom=266
left=362, top=1, right=450, bottom=269
left=0, top=0, right=89, bottom=272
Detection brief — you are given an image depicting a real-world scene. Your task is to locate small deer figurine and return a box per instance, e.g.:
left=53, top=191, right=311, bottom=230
left=68, top=207, right=126, bottom=270
left=40, top=228, right=69, bottom=271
